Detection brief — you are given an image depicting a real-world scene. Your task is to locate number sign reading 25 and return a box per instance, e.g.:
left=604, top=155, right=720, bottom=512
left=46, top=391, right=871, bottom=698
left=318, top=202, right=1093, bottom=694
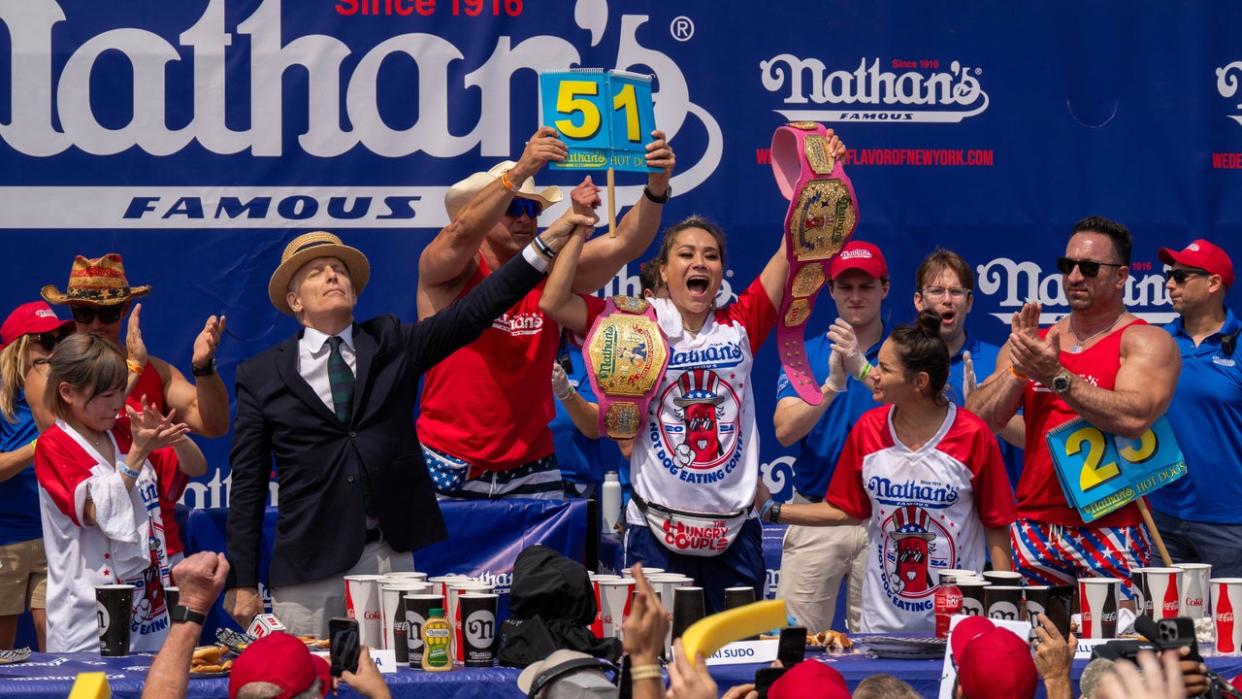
left=1046, top=416, right=1186, bottom=522
left=539, top=70, right=657, bottom=173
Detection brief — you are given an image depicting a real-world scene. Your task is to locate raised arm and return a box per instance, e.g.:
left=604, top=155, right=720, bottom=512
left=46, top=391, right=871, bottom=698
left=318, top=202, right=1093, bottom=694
left=1011, top=321, right=1180, bottom=439
left=538, top=216, right=594, bottom=336
left=418, top=127, right=567, bottom=291
left=572, top=130, right=675, bottom=292
left=409, top=211, right=597, bottom=373
left=966, top=303, right=1037, bottom=433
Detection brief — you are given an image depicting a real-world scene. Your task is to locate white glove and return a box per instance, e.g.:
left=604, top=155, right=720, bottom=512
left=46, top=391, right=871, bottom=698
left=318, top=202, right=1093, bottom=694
left=551, top=362, right=575, bottom=401
left=826, top=318, right=867, bottom=380
left=824, top=344, right=848, bottom=394
left=962, top=350, right=977, bottom=400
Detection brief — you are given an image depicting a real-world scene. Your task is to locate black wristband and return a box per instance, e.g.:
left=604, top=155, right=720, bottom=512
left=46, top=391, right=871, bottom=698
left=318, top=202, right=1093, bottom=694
left=533, top=235, right=557, bottom=259
left=191, top=358, right=216, bottom=377
left=769, top=503, right=782, bottom=524
left=643, top=185, right=671, bottom=204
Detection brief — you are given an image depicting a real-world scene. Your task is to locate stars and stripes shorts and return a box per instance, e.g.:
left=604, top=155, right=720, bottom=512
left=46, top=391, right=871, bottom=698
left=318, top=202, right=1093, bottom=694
left=1009, top=518, right=1152, bottom=599
left=422, top=445, right=563, bottom=500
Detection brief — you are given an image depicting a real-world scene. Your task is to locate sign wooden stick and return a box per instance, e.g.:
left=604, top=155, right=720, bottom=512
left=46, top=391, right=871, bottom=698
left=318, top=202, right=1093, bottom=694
left=607, top=167, right=618, bottom=238
left=1136, top=499, right=1173, bottom=567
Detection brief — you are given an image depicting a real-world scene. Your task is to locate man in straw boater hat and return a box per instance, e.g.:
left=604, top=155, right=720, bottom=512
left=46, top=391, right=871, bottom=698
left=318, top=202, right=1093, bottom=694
left=30, top=253, right=225, bottom=565
left=224, top=214, right=595, bottom=636
left=415, top=125, right=675, bottom=499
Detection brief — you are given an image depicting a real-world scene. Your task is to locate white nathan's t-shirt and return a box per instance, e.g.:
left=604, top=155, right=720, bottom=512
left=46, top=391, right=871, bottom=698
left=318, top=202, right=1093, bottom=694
left=35, top=419, right=172, bottom=653
left=827, top=404, right=1016, bottom=633
left=584, top=278, right=777, bottom=554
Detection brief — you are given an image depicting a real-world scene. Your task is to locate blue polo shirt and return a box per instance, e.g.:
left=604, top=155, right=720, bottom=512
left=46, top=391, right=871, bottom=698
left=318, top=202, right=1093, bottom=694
left=946, top=335, right=1025, bottom=488
left=1147, top=309, right=1242, bottom=523
left=550, top=345, right=628, bottom=494
left=0, top=390, right=42, bottom=546
left=776, top=332, right=883, bottom=499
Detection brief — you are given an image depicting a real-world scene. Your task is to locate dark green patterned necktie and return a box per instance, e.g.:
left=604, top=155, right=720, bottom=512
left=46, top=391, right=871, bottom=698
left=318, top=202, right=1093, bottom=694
left=326, top=336, right=354, bottom=423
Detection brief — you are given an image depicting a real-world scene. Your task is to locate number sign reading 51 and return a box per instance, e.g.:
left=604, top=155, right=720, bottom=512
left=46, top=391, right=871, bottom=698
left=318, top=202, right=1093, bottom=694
left=1045, top=416, right=1186, bottom=522
left=539, top=69, right=658, bottom=173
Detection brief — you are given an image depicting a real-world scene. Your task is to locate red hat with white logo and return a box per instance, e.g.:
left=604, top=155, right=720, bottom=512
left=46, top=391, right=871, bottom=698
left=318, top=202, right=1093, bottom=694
left=950, top=616, right=1038, bottom=699
left=0, top=301, right=73, bottom=351
left=228, top=632, right=331, bottom=699
left=828, top=241, right=888, bottom=281
left=1158, top=238, right=1235, bottom=287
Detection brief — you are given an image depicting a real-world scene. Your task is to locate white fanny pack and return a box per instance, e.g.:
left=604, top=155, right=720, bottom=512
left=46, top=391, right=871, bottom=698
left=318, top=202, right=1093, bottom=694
left=632, top=492, right=752, bottom=558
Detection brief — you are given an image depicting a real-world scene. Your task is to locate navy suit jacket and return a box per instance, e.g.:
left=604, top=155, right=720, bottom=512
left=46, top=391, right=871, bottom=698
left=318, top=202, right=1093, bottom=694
left=227, top=254, right=546, bottom=588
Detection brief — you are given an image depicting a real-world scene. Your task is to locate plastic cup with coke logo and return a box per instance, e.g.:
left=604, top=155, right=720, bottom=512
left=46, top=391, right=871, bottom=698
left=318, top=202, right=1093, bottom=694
left=599, top=578, right=636, bottom=640
left=1173, top=563, right=1211, bottom=621
left=1211, top=578, right=1242, bottom=655
left=344, top=574, right=384, bottom=648
left=1131, top=567, right=1183, bottom=621
left=1078, top=578, right=1122, bottom=640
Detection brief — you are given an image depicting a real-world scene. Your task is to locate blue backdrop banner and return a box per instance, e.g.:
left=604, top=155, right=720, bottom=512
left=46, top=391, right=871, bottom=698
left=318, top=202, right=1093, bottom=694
left=2, top=0, right=1241, bottom=507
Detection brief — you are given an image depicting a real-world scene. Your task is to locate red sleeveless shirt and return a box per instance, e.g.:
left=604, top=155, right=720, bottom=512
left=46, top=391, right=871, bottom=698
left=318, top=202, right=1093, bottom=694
left=1019, top=320, right=1144, bottom=528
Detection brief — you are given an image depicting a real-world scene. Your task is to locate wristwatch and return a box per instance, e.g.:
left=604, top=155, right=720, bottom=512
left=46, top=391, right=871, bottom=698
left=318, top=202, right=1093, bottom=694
left=169, top=604, right=207, bottom=625
left=768, top=503, right=782, bottom=524
left=1051, top=370, right=1073, bottom=395
left=191, top=358, right=216, bottom=377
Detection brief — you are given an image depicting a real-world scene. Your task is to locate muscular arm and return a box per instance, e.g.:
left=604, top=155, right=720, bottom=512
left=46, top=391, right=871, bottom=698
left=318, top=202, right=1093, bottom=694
left=1056, top=326, right=1180, bottom=439
left=774, top=500, right=861, bottom=527
left=156, top=357, right=230, bottom=438
left=965, top=342, right=1026, bottom=434
left=999, top=415, right=1025, bottom=448
left=141, top=619, right=199, bottom=699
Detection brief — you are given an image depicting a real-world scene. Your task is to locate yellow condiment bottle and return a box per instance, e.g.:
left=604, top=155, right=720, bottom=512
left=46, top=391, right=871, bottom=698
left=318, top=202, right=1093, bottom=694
left=421, top=607, right=453, bottom=671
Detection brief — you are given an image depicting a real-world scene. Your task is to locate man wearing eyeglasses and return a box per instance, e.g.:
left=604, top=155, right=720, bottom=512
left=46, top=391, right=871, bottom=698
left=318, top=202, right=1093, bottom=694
left=1145, top=239, right=1242, bottom=576
left=913, top=249, right=1024, bottom=485
left=29, top=253, right=225, bottom=565
left=415, top=126, right=675, bottom=499
left=967, top=216, right=1180, bottom=597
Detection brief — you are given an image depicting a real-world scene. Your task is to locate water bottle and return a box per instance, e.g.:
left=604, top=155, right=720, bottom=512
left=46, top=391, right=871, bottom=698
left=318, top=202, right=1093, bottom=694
left=602, top=472, right=622, bottom=532
left=935, top=575, right=963, bottom=639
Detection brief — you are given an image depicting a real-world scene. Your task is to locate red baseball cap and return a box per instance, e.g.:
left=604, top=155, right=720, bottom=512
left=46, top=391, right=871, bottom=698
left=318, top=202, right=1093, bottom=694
left=1158, top=238, right=1235, bottom=287
left=228, top=632, right=331, bottom=699
left=767, top=659, right=851, bottom=699
left=951, top=617, right=1038, bottom=699
left=828, top=241, right=888, bottom=281
left=0, top=301, right=73, bottom=350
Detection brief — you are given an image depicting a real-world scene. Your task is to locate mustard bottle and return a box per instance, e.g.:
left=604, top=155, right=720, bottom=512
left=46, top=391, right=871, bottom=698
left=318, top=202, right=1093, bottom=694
left=421, top=607, right=453, bottom=671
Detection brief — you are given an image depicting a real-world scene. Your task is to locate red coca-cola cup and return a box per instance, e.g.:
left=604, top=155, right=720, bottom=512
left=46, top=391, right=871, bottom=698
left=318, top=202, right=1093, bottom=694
left=1078, top=578, right=1121, bottom=640
left=1211, top=578, right=1242, bottom=655
left=1132, top=567, right=1183, bottom=620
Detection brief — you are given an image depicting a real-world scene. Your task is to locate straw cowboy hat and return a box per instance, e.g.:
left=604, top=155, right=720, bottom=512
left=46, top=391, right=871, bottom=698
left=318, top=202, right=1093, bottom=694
left=41, top=253, right=152, bottom=306
left=268, top=231, right=371, bottom=316
left=444, top=160, right=564, bottom=220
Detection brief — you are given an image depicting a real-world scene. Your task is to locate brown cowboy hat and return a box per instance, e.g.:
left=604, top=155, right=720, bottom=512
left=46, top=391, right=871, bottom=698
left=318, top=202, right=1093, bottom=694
left=41, top=253, right=152, bottom=306
left=268, top=231, right=371, bottom=316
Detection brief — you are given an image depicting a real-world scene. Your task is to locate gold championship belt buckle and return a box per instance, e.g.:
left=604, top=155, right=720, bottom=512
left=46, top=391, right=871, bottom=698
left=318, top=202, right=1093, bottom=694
left=583, top=296, right=670, bottom=440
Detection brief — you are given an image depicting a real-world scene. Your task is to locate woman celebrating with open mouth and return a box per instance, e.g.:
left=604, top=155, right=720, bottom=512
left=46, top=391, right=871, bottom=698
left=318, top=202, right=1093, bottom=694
left=756, top=311, right=1016, bottom=633
left=538, top=130, right=845, bottom=612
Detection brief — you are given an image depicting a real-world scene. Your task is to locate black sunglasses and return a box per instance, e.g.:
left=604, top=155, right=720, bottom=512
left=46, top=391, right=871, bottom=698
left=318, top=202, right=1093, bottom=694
left=1056, top=256, right=1126, bottom=278
left=35, top=332, right=68, bottom=352
left=1167, top=269, right=1211, bottom=285
left=505, top=198, right=542, bottom=219
left=70, top=305, right=124, bottom=324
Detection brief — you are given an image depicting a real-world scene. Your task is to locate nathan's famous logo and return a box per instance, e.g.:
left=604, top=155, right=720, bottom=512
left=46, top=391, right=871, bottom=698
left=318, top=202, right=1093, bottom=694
left=976, top=258, right=1175, bottom=326
left=879, top=505, right=955, bottom=606
left=759, top=57, right=988, bottom=123
left=0, top=0, right=721, bottom=192
left=650, top=367, right=744, bottom=482
left=1217, top=61, right=1242, bottom=127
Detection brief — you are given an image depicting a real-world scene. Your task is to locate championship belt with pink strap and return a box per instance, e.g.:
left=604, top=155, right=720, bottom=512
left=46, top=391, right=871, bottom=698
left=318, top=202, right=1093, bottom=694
left=770, top=121, right=859, bottom=406
left=583, top=296, right=670, bottom=440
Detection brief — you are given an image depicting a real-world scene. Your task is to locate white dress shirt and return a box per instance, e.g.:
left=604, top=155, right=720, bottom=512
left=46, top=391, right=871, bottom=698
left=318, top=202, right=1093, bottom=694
left=298, top=325, right=356, bottom=413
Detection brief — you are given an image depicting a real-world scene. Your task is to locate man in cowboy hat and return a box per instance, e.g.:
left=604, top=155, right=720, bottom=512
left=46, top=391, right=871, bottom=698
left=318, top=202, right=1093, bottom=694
left=29, top=253, right=224, bottom=564
left=415, top=125, right=675, bottom=499
left=225, top=211, right=594, bottom=636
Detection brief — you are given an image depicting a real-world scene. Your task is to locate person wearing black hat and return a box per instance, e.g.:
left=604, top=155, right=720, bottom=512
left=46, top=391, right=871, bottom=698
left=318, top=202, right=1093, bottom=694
left=225, top=213, right=593, bottom=637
